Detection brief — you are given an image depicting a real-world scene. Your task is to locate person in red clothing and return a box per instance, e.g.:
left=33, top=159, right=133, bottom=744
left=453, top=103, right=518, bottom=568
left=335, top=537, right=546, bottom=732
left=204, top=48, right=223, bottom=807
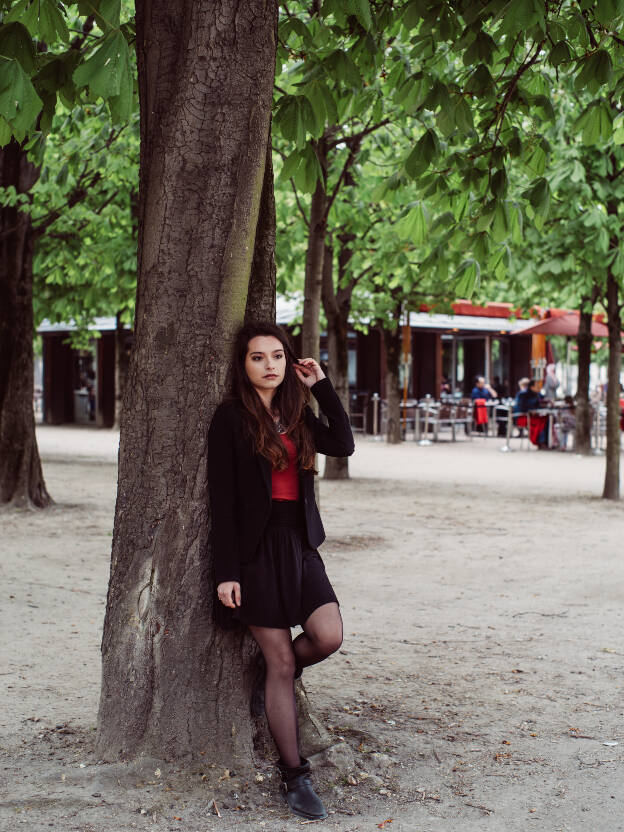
left=208, top=322, right=354, bottom=822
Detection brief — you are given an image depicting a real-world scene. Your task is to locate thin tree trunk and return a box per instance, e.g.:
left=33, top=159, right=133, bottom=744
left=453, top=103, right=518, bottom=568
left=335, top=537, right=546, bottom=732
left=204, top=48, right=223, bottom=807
left=381, top=311, right=402, bottom=445
left=602, top=267, right=621, bottom=499
left=302, top=140, right=327, bottom=362
left=322, top=242, right=350, bottom=479
left=575, top=297, right=594, bottom=455
left=113, top=312, right=131, bottom=430
left=96, top=0, right=279, bottom=763
left=0, top=141, right=51, bottom=509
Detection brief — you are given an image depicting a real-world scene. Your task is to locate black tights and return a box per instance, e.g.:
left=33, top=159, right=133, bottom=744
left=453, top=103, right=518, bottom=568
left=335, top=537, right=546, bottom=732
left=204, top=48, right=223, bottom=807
left=249, top=602, right=343, bottom=767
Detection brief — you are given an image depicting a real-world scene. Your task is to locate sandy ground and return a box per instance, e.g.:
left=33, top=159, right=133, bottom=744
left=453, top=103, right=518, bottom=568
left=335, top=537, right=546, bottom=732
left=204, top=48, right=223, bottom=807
left=2, top=425, right=624, bottom=832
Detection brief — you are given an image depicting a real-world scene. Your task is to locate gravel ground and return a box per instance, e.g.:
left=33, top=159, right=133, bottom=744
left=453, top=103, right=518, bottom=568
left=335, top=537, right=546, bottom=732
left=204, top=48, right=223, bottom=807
left=1, top=426, right=623, bottom=832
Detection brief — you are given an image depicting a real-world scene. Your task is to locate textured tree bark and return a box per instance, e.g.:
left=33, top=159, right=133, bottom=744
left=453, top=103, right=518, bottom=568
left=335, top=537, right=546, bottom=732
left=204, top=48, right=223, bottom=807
left=113, top=312, right=131, bottom=430
left=575, top=298, right=593, bottom=456
left=302, top=140, right=327, bottom=362
left=323, top=240, right=351, bottom=479
left=381, top=312, right=402, bottom=445
left=602, top=267, right=621, bottom=500
left=246, top=138, right=276, bottom=324
left=96, top=0, right=280, bottom=763
left=0, top=141, right=51, bottom=509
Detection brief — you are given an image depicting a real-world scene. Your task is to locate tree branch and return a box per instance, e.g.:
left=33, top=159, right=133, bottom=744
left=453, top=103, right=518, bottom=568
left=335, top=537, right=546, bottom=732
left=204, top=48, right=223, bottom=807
left=326, top=118, right=391, bottom=150
left=289, top=179, right=310, bottom=226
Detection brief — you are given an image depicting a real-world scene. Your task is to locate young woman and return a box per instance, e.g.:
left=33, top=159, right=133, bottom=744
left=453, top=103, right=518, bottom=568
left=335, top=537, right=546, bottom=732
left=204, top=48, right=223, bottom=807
left=208, top=321, right=354, bottom=821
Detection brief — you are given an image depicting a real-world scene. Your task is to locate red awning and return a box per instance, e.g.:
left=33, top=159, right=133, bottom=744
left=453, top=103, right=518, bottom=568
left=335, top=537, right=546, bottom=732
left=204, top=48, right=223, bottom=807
left=513, top=312, right=610, bottom=338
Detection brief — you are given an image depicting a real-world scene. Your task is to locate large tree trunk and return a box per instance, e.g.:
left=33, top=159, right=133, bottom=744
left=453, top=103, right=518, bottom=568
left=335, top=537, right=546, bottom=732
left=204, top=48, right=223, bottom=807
left=0, top=141, right=51, bottom=509
left=575, top=298, right=594, bottom=455
left=602, top=267, right=621, bottom=500
left=96, top=0, right=280, bottom=764
left=323, top=243, right=350, bottom=479
left=246, top=139, right=276, bottom=324
left=381, top=316, right=402, bottom=445
left=302, top=139, right=327, bottom=362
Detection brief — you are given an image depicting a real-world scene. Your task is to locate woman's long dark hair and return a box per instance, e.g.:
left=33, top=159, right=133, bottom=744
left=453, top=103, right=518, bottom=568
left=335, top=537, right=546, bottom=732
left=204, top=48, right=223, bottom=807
left=229, top=321, right=316, bottom=471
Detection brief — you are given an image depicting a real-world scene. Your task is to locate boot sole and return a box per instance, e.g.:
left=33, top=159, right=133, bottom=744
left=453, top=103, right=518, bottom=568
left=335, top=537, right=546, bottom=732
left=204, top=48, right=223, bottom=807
left=282, top=792, right=328, bottom=821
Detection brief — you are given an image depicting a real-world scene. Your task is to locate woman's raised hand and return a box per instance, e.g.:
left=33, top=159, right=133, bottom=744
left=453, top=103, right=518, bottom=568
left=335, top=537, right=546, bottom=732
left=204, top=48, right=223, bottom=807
left=294, top=358, right=326, bottom=388
left=217, top=581, right=241, bottom=608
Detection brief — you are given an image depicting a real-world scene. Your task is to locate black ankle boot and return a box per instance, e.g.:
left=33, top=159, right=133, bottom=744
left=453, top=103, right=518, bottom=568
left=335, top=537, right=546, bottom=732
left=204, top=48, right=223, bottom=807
left=277, top=757, right=327, bottom=820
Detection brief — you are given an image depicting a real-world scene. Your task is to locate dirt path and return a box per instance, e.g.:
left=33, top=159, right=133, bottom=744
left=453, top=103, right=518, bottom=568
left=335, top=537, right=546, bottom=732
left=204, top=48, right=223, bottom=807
left=1, top=427, right=623, bottom=831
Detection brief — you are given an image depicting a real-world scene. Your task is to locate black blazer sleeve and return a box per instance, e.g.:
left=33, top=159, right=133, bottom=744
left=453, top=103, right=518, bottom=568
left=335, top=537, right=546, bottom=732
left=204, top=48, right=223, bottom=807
left=306, top=377, right=355, bottom=457
left=207, top=403, right=241, bottom=585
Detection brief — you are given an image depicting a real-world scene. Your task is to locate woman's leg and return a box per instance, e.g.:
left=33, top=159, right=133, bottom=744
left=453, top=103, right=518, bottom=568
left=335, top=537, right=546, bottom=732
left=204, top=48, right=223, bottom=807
left=292, top=602, right=343, bottom=675
left=249, top=625, right=300, bottom=767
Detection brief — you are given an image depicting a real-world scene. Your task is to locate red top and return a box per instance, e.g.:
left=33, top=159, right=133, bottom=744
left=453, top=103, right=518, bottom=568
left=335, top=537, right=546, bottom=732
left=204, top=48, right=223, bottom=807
left=271, top=434, right=300, bottom=501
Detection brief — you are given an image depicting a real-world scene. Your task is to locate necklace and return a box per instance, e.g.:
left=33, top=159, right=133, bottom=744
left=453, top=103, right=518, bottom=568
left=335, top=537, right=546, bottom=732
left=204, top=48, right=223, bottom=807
left=269, top=410, right=286, bottom=434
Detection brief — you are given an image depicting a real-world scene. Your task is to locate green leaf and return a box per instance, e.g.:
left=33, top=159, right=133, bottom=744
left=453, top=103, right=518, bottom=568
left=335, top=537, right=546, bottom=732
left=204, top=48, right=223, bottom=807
left=463, top=31, right=496, bottom=66
left=293, top=145, right=322, bottom=193
left=530, top=94, right=554, bottom=121
left=525, top=141, right=547, bottom=176
left=611, top=247, right=624, bottom=278
left=0, top=56, right=43, bottom=142
left=404, top=129, right=439, bottom=178
left=454, top=96, right=473, bottom=133
left=304, top=82, right=327, bottom=136
left=347, top=0, right=372, bottom=30
left=548, top=40, right=572, bottom=67
left=455, top=259, right=480, bottom=297
left=575, top=49, right=613, bottom=94
left=491, top=167, right=507, bottom=199
left=570, top=159, right=586, bottom=182
left=6, top=0, right=69, bottom=43
left=0, top=115, right=13, bottom=147
left=423, top=80, right=447, bottom=112
left=0, top=22, right=36, bottom=73
left=278, top=149, right=303, bottom=182
left=491, top=201, right=510, bottom=242
left=325, top=50, right=360, bottom=88
left=73, top=31, right=133, bottom=112
left=465, top=64, right=494, bottom=95
left=401, top=0, right=427, bottom=29
left=55, top=161, right=68, bottom=187
left=581, top=102, right=612, bottom=145
left=95, top=0, right=122, bottom=31
left=613, top=114, right=624, bottom=145
left=523, top=177, right=550, bottom=216
left=396, top=202, right=427, bottom=244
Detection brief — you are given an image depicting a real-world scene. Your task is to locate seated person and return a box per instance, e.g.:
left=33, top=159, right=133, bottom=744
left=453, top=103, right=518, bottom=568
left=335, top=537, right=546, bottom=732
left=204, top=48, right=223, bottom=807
left=515, top=378, right=541, bottom=413
left=513, top=377, right=529, bottom=413
left=516, top=379, right=548, bottom=447
left=470, top=376, right=497, bottom=401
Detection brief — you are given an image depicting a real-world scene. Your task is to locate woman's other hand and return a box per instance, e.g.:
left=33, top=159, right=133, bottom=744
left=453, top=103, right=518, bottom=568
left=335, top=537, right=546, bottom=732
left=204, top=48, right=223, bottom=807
left=294, top=358, right=326, bottom=388
left=217, top=581, right=241, bottom=608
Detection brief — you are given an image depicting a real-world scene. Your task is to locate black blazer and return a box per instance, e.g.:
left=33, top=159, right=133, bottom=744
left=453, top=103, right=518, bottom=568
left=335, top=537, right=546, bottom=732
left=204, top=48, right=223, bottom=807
left=208, top=378, right=355, bottom=585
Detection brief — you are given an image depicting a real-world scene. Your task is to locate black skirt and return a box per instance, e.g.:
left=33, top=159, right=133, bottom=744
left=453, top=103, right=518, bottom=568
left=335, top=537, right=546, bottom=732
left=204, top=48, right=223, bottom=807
left=237, top=500, right=338, bottom=628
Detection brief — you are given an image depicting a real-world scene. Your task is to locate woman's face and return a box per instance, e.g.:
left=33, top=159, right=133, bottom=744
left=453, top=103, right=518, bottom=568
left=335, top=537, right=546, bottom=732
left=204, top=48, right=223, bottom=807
left=245, top=335, right=286, bottom=396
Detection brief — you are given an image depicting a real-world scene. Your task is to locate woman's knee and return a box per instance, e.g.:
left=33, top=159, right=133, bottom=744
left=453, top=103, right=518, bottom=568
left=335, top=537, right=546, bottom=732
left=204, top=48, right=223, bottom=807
left=265, top=647, right=296, bottom=679
left=314, top=626, right=343, bottom=657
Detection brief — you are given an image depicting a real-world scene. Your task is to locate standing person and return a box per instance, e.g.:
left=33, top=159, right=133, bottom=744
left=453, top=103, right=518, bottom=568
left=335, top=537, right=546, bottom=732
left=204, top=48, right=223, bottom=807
left=543, top=363, right=560, bottom=402
left=208, top=322, right=354, bottom=821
